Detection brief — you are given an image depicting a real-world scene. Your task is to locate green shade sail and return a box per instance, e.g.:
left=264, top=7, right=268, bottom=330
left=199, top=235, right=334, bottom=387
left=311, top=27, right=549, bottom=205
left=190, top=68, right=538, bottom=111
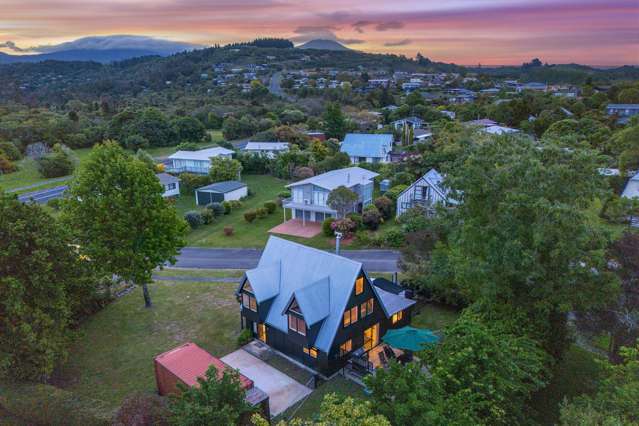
left=382, top=326, right=440, bottom=351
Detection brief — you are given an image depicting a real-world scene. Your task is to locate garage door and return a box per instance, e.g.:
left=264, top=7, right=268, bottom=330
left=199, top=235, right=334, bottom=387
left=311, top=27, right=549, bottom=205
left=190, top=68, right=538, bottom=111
left=196, top=191, right=223, bottom=205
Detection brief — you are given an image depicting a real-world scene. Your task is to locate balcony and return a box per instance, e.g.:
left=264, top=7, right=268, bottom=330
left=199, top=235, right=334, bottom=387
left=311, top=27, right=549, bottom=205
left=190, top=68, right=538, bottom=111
left=165, top=165, right=210, bottom=175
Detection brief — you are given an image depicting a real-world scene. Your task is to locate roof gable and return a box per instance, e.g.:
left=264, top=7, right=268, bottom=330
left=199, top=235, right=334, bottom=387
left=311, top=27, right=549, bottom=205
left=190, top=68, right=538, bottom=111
left=244, top=261, right=280, bottom=303
left=286, top=167, right=378, bottom=191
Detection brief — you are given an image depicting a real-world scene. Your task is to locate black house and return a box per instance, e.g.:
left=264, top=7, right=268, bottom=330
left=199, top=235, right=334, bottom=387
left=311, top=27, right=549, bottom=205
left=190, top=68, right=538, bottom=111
left=237, top=236, right=415, bottom=376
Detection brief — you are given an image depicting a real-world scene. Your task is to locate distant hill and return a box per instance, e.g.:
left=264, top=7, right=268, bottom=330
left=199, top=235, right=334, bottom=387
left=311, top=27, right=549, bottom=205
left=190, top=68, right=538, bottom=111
left=0, top=35, right=201, bottom=64
left=297, top=39, right=350, bottom=51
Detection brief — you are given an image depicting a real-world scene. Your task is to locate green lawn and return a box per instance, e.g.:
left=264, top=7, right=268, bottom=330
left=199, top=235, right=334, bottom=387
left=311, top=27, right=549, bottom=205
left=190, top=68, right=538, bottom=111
left=411, top=301, right=460, bottom=332
left=54, top=276, right=242, bottom=409
left=184, top=174, right=291, bottom=248
left=154, top=267, right=245, bottom=279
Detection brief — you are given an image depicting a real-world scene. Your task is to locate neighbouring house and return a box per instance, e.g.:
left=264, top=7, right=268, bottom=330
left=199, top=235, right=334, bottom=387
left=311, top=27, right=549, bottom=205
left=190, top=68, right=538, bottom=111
left=517, top=82, right=548, bottom=92
left=622, top=172, right=639, bottom=199
left=464, top=118, right=498, bottom=128
left=283, top=167, right=378, bottom=223
left=413, top=128, right=433, bottom=142
left=195, top=180, right=247, bottom=205
left=237, top=236, right=416, bottom=376
left=306, top=130, right=326, bottom=141
left=340, top=133, right=393, bottom=164
left=156, top=173, right=180, bottom=198
left=391, top=117, right=424, bottom=130
left=480, top=125, right=520, bottom=135
left=241, top=142, right=289, bottom=158
left=167, top=147, right=234, bottom=174
left=154, top=342, right=270, bottom=418
left=606, top=104, right=639, bottom=124
left=440, top=110, right=456, bottom=119
left=396, top=169, right=456, bottom=217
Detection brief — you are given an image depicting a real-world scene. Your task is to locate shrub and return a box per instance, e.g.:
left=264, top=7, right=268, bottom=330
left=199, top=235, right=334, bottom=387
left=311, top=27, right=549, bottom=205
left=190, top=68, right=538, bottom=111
left=247, top=187, right=255, bottom=197
left=277, top=190, right=291, bottom=199
left=293, top=166, right=315, bottom=180
left=201, top=209, right=214, bottom=225
left=124, top=135, right=149, bottom=151
left=386, top=184, right=408, bottom=201
left=0, top=152, right=16, bottom=173
left=264, top=201, right=277, bottom=214
left=374, top=196, right=393, bottom=220
left=222, top=201, right=231, bottom=214
left=255, top=207, right=268, bottom=218
left=331, top=218, right=357, bottom=237
left=363, top=208, right=382, bottom=230
left=223, top=225, right=234, bottom=236
left=346, top=212, right=363, bottom=229
left=179, top=173, right=211, bottom=194
left=244, top=210, right=257, bottom=223
left=237, top=328, right=253, bottom=347
left=36, top=144, right=77, bottom=178
left=229, top=200, right=243, bottom=209
left=184, top=211, right=203, bottom=228
left=47, top=198, right=62, bottom=210
left=383, top=229, right=406, bottom=247
left=114, top=392, right=170, bottom=426
left=322, top=217, right=336, bottom=236
left=175, top=141, right=200, bottom=151
left=0, top=141, right=21, bottom=161
left=207, top=202, right=225, bottom=217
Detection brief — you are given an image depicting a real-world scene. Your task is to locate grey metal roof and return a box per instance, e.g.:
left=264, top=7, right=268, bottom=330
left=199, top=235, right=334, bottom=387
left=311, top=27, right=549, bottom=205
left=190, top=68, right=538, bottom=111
left=286, top=167, right=378, bottom=191
left=168, top=147, right=234, bottom=161
left=375, top=287, right=416, bottom=316
left=398, top=168, right=457, bottom=205
left=196, top=180, right=246, bottom=193
left=156, top=173, right=180, bottom=185
left=244, top=236, right=362, bottom=353
left=340, top=133, right=393, bottom=159
left=607, top=104, right=639, bottom=109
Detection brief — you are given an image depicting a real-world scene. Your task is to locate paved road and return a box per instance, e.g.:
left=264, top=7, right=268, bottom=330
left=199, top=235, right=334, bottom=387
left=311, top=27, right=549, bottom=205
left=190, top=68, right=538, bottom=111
left=18, top=185, right=68, bottom=204
left=174, top=247, right=401, bottom=272
left=7, top=176, right=71, bottom=193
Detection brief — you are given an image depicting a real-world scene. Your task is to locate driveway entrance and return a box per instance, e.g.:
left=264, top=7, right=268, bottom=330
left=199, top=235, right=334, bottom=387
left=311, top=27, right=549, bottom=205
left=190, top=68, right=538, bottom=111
left=221, top=349, right=312, bottom=417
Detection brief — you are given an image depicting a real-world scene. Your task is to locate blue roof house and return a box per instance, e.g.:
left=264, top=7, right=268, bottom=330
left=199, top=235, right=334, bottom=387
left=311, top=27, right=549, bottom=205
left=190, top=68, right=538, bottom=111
left=340, top=133, right=394, bottom=164
left=237, top=236, right=416, bottom=376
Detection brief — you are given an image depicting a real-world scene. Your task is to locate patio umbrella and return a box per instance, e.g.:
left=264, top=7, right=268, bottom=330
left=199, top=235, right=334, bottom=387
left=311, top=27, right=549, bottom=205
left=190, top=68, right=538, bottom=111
left=382, top=326, right=440, bottom=352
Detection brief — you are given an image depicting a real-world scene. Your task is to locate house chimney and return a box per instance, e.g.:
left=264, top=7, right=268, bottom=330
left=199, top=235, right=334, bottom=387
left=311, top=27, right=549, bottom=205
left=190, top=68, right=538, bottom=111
left=335, top=232, right=343, bottom=256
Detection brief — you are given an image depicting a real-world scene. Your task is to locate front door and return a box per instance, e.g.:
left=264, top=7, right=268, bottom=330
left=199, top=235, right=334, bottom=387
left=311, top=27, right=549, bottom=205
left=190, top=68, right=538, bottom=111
left=257, top=323, right=267, bottom=343
left=363, top=323, right=379, bottom=351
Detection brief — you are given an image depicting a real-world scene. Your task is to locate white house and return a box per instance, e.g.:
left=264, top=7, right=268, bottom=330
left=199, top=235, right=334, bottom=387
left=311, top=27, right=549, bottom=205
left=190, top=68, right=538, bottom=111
left=195, top=181, right=248, bottom=205
left=156, top=173, right=180, bottom=198
left=340, top=133, right=393, bottom=164
left=622, top=172, right=639, bottom=199
left=167, top=147, right=234, bottom=174
left=391, top=117, right=424, bottom=130
left=481, top=125, right=519, bottom=135
left=241, top=142, right=289, bottom=158
left=396, top=169, right=456, bottom=217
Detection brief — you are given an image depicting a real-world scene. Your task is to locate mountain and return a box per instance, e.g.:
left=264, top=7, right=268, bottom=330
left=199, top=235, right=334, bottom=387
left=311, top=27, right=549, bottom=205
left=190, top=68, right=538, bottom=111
left=0, top=35, right=202, bottom=64
left=297, top=39, right=350, bottom=51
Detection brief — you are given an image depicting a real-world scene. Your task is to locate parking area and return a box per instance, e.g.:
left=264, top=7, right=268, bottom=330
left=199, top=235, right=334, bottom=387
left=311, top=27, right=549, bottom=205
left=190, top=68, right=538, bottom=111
left=269, top=219, right=322, bottom=238
left=221, top=349, right=313, bottom=417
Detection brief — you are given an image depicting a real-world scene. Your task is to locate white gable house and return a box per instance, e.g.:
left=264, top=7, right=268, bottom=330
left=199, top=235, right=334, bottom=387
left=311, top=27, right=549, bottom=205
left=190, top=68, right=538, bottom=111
left=167, top=147, right=234, bottom=174
left=396, top=169, right=456, bottom=217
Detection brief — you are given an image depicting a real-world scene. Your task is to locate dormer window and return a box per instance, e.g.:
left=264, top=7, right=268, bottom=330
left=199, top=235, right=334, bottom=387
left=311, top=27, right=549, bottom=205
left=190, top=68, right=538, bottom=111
left=355, top=277, right=364, bottom=295
left=288, top=314, right=306, bottom=336
left=289, top=299, right=302, bottom=315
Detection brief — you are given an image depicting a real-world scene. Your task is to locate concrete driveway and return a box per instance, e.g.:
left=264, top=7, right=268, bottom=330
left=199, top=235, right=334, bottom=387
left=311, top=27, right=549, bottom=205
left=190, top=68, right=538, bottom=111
left=221, top=349, right=312, bottom=417
left=269, top=219, right=322, bottom=238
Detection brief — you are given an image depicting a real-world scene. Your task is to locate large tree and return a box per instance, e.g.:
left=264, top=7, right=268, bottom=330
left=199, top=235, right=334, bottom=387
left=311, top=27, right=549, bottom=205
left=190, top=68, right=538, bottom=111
left=62, top=141, right=187, bottom=307
left=427, top=136, right=619, bottom=357
left=209, top=157, right=243, bottom=182
left=323, top=102, right=347, bottom=140
left=0, top=193, right=99, bottom=380
left=327, top=186, right=359, bottom=218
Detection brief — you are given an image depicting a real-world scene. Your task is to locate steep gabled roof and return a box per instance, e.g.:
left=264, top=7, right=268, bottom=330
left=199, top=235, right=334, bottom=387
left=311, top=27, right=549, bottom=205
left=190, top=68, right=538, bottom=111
left=398, top=168, right=456, bottom=205
left=245, top=261, right=280, bottom=303
left=286, top=167, right=378, bottom=191
left=245, top=236, right=361, bottom=352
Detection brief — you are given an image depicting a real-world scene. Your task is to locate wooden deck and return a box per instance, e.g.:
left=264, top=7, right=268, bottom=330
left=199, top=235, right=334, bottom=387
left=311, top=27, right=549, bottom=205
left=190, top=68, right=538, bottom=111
left=368, top=345, right=403, bottom=369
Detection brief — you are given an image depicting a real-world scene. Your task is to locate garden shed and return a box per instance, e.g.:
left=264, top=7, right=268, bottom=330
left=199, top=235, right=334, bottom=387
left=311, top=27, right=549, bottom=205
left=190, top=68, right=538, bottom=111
left=195, top=181, right=247, bottom=205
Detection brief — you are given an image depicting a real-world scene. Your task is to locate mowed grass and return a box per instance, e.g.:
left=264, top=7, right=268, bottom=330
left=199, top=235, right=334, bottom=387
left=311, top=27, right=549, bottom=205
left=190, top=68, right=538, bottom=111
left=154, top=267, right=245, bottom=279
left=55, top=277, right=241, bottom=409
left=183, top=174, right=291, bottom=248
left=411, top=302, right=460, bottom=332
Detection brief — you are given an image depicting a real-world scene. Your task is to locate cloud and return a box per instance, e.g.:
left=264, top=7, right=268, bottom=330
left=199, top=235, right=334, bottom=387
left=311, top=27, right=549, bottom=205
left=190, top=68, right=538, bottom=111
left=292, top=25, right=363, bottom=45
left=384, top=39, right=412, bottom=47
left=0, top=40, right=28, bottom=52
left=352, top=20, right=373, bottom=33
left=375, top=21, right=404, bottom=31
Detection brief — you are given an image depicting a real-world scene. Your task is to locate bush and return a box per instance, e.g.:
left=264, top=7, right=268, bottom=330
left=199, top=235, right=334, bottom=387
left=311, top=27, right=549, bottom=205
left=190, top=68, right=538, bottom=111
left=386, top=184, right=408, bottom=201
left=244, top=210, right=257, bottom=223
left=0, top=152, right=16, bottom=174
left=222, top=201, right=231, bottom=214
left=36, top=144, right=77, bottom=178
left=322, top=217, right=336, bottom=236
left=277, top=190, right=291, bottom=199
left=207, top=202, right=225, bottom=217
left=247, top=187, right=255, bottom=197
left=346, top=212, right=363, bottom=229
left=229, top=200, right=243, bottom=209
left=293, top=166, right=315, bottom=180
left=47, top=198, right=62, bottom=210
left=237, top=328, right=253, bottom=347
left=223, top=225, right=234, bottom=236
left=383, top=229, right=406, bottom=247
left=184, top=211, right=203, bottom=228
left=175, top=141, right=200, bottom=151
left=0, top=141, right=21, bottom=161
left=374, top=196, right=393, bottom=220
left=255, top=207, right=268, bottom=218
left=179, top=173, right=211, bottom=195
left=114, top=392, right=170, bottom=426
left=264, top=201, right=277, bottom=214
left=201, top=209, right=214, bottom=225
left=124, top=135, right=149, bottom=151
left=331, top=218, right=357, bottom=237
left=363, top=208, right=382, bottom=230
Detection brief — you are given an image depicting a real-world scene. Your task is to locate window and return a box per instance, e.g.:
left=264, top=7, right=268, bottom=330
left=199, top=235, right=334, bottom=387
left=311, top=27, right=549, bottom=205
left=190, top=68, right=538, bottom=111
left=343, top=306, right=358, bottom=327
left=391, top=310, right=404, bottom=324
left=340, top=340, right=352, bottom=356
left=360, top=298, right=374, bottom=317
left=242, top=293, right=257, bottom=312
left=355, top=277, right=364, bottom=295
left=288, top=314, right=306, bottom=336
left=303, top=347, right=318, bottom=358
left=167, top=183, right=176, bottom=190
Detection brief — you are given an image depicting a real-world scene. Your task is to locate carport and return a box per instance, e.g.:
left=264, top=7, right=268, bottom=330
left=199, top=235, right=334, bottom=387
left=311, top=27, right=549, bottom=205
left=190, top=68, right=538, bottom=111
left=195, top=181, right=247, bottom=206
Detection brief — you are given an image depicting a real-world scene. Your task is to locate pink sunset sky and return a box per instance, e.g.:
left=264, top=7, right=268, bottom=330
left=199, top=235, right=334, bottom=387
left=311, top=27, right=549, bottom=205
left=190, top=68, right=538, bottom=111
left=1, top=0, right=638, bottom=65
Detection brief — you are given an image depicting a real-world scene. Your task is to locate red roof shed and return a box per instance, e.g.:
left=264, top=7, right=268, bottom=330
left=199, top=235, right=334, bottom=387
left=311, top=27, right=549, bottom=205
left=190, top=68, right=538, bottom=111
left=154, top=342, right=253, bottom=396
